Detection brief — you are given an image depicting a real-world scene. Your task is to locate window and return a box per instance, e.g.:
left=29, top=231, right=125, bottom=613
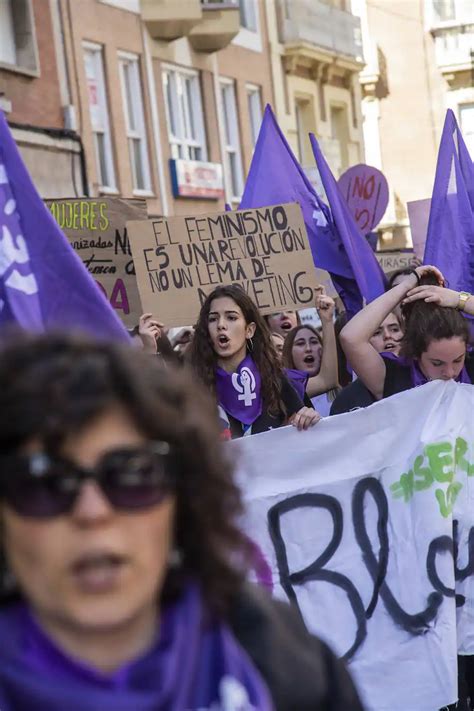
left=83, top=44, right=116, bottom=190
left=239, top=0, right=257, bottom=31
left=459, top=103, right=474, bottom=160
left=0, top=1, right=16, bottom=65
left=118, top=53, right=151, bottom=193
left=247, top=85, right=262, bottom=146
left=0, top=0, right=38, bottom=72
left=220, top=79, right=244, bottom=200
left=162, top=67, right=207, bottom=161
left=432, top=0, right=456, bottom=22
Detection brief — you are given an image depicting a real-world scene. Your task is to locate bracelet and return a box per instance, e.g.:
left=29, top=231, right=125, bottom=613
left=408, top=269, right=421, bottom=286
left=457, top=291, right=471, bottom=311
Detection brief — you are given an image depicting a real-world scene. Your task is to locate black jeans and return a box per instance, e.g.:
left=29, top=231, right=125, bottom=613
left=445, top=655, right=474, bottom=710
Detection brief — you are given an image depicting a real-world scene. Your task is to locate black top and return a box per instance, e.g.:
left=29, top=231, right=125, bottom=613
left=383, top=353, right=474, bottom=399
left=226, top=375, right=303, bottom=439
left=230, top=584, right=365, bottom=711
left=330, top=379, right=376, bottom=415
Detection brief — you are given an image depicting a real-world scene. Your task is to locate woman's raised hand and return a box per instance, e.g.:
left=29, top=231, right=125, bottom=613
left=414, top=264, right=445, bottom=286
left=316, top=294, right=336, bottom=322
left=289, top=407, right=321, bottom=431
left=403, top=285, right=460, bottom=309
left=138, top=313, right=164, bottom=353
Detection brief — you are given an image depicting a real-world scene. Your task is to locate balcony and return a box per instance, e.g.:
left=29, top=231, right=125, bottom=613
left=140, top=0, right=202, bottom=41
left=188, top=1, right=240, bottom=52
left=431, top=24, right=474, bottom=81
left=276, top=0, right=363, bottom=67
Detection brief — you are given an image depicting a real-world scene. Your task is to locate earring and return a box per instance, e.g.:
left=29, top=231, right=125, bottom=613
left=246, top=337, right=254, bottom=352
left=168, top=548, right=182, bottom=569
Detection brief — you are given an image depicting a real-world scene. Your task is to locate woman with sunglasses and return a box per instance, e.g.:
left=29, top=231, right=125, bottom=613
left=0, top=333, right=363, bottom=711
left=189, top=284, right=320, bottom=438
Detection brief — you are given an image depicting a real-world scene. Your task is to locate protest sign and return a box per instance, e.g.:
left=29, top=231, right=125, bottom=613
left=233, top=380, right=474, bottom=711
left=47, top=198, right=146, bottom=328
left=407, top=197, right=431, bottom=261
left=338, top=163, right=389, bottom=233
left=376, top=249, right=416, bottom=274
left=127, top=203, right=320, bottom=327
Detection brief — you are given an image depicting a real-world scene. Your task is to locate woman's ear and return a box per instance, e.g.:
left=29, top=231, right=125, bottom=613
left=246, top=322, right=256, bottom=339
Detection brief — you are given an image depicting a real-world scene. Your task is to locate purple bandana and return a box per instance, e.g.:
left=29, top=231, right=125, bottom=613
left=284, top=368, right=309, bottom=400
left=383, top=351, right=472, bottom=387
left=0, top=584, right=273, bottom=711
left=215, top=355, right=263, bottom=426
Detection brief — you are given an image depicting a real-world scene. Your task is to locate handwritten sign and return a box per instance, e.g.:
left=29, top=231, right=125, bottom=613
left=127, top=203, right=320, bottom=327
left=47, top=198, right=146, bottom=328
left=407, top=197, right=431, bottom=261
left=234, top=380, right=469, bottom=710
left=338, top=164, right=389, bottom=233
left=376, top=249, right=416, bottom=274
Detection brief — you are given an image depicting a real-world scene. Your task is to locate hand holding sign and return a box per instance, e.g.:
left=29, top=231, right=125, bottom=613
left=138, top=313, right=164, bottom=353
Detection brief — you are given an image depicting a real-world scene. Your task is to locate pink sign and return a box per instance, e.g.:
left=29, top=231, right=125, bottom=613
left=338, top=164, right=389, bottom=233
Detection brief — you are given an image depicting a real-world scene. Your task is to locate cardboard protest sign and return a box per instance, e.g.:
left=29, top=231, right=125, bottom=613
left=407, top=197, right=431, bottom=261
left=47, top=198, right=146, bottom=328
left=127, top=203, right=320, bottom=327
left=338, top=164, right=389, bottom=233
left=234, top=380, right=473, bottom=710
left=376, top=249, right=416, bottom=274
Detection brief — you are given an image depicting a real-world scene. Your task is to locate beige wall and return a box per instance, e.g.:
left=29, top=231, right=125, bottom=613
left=357, top=0, right=474, bottom=250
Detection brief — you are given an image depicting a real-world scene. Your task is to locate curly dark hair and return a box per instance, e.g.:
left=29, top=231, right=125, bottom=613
left=400, top=272, right=469, bottom=359
left=189, top=285, right=286, bottom=417
left=0, top=332, right=252, bottom=616
left=281, top=324, right=322, bottom=371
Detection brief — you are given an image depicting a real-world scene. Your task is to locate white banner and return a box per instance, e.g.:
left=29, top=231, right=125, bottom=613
left=233, top=380, right=474, bottom=711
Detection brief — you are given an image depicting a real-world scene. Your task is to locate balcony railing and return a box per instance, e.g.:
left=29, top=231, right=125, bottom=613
left=276, top=0, right=363, bottom=60
left=189, top=0, right=240, bottom=51
left=432, top=24, right=474, bottom=71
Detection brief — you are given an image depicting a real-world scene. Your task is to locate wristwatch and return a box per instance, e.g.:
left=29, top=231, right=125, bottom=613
left=457, top=291, right=471, bottom=311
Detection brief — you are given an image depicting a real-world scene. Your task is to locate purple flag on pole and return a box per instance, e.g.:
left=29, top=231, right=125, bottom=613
left=0, top=111, right=129, bottom=341
left=240, top=105, right=385, bottom=315
left=309, top=133, right=386, bottom=312
left=424, top=109, right=474, bottom=292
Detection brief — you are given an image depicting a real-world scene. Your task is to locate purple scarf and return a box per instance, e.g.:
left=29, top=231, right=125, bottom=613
left=284, top=368, right=309, bottom=400
left=215, top=355, right=263, bottom=426
left=0, top=584, right=273, bottom=711
left=382, top=351, right=472, bottom=387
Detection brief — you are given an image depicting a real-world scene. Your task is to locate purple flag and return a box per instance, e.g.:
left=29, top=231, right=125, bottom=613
left=240, top=105, right=385, bottom=315
left=0, top=111, right=128, bottom=340
left=424, top=109, right=474, bottom=293
left=309, top=133, right=386, bottom=313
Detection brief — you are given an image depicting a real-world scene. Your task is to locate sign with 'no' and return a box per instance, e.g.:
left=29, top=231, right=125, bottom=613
left=338, top=164, right=389, bottom=234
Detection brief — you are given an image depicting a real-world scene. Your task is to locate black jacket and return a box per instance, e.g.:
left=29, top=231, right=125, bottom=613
left=230, top=585, right=365, bottom=711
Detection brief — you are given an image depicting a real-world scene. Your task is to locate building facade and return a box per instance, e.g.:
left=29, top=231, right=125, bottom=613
left=354, top=0, right=474, bottom=250
left=266, top=0, right=366, bottom=182
left=1, top=0, right=276, bottom=214
left=0, top=0, right=84, bottom=197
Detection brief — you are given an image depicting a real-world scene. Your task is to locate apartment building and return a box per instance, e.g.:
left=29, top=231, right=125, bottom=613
left=266, top=0, right=366, bottom=183
left=0, top=0, right=84, bottom=197
left=354, top=0, right=474, bottom=250
left=1, top=0, right=274, bottom=213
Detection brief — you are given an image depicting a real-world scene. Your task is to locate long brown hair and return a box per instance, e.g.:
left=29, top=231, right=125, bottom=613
left=189, top=285, right=285, bottom=416
left=282, top=324, right=322, bottom=371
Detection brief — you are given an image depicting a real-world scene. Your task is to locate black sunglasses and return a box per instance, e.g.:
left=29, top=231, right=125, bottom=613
left=0, top=442, right=174, bottom=519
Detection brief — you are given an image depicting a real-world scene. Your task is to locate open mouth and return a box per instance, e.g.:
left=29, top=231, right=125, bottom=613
left=71, top=552, right=128, bottom=592
left=303, top=355, right=316, bottom=364
left=281, top=321, right=292, bottom=331
left=384, top=343, right=396, bottom=350
left=217, top=334, right=230, bottom=346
